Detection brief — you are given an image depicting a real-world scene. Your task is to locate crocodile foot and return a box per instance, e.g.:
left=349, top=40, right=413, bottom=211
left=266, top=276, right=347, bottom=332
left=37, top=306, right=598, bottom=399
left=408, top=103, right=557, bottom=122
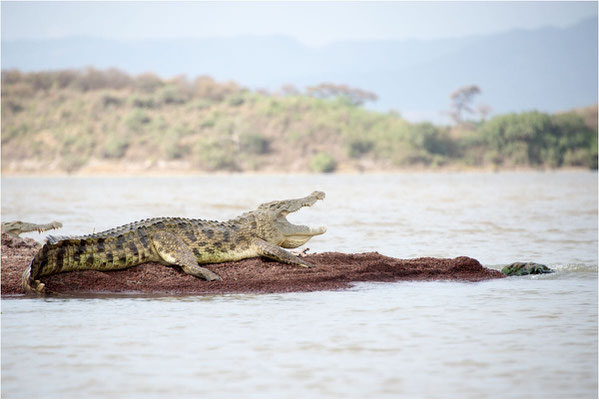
left=203, top=270, right=222, bottom=281
left=34, top=280, right=46, bottom=292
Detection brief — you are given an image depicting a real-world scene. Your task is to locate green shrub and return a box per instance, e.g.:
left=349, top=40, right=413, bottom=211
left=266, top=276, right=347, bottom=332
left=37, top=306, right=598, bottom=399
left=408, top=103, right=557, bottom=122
left=130, top=95, right=157, bottom=109
left=476, top=111, right=597, bottom=167
left=161, top=140, right=186, bottom=159
left=1, top=70, right=23, bottom=85
left=482, top=148, right=503, bottom=166
left=288, top=131, right=304, bottom=143
left=157, top=85, right=189, bottom=105
left=408, top=123, right=453, bottom=156
left=28, top=72, right=54, bottom=91
left=61, top=152, right=89, bottom=173
left=310, top=151, right=337, bottom=173
left=101, top=95, right=123, bottom=108
left=126, top=110, right=151, bottom=132
left=346, top=139, right=374, bottom=158
left=563, top=148, right=597, bottom=168
left=103, top=133, right=129, bottom=158
left=54, top=70, right=79, bottom=89
left=3, top=99, right=24, bottom=113
left=266, top=98, right=283, bottom=116
left=228, top=94, right=245, bottom=106
left=135, top=72, right=163, bottom=93
left=200, top=118, right=216, bottom=128
left=390, top=145, right=431, bottom=166
left=430, top=154, right=448, bottom=168
left=72, top=68, right=132, bottom=91
left=240, top=133, right=270, bottom=154
left=193, top=138, right=238, bottom=171
left=1, top=123, right=29, bottom=143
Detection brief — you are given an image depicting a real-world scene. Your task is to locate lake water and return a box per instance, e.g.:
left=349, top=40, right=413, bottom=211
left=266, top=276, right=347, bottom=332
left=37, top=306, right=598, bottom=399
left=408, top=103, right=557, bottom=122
left=1, top=172, right=597, bottom=398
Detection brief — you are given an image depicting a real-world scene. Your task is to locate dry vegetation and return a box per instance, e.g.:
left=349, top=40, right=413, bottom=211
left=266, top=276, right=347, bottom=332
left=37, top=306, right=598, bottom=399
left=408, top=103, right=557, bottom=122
left=2, top=68, right=597, bottom=174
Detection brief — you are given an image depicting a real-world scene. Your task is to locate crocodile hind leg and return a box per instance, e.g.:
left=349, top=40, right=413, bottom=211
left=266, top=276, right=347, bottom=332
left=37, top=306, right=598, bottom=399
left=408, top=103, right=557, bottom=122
left=151, top=231, right=221, bottom=281
left=252, top=238, right=316, bottom=268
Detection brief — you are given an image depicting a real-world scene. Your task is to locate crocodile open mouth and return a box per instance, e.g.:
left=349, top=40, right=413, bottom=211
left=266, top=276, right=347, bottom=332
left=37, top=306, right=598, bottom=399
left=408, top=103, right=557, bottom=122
left=279, top=223, right=327, bottom=248
left=258, top=191, right=326, bottom=248
left=278, top=200, right=326, bottom=248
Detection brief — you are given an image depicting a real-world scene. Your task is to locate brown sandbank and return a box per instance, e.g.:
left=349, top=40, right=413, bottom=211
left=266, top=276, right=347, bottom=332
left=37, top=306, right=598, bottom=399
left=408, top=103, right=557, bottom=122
left=1, top=233, right=504, bottom=297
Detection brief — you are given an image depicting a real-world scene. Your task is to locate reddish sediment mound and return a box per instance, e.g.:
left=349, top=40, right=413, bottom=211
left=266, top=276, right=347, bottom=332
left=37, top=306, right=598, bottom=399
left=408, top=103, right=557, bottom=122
left=1, top=233, right=504, bottom=296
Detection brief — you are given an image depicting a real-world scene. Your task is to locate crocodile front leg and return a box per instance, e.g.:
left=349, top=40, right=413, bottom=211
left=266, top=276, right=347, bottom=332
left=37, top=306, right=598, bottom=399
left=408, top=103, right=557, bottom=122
left=252, top=238, right=316, bottom=268
left=151, top=231, right=221, bottom=281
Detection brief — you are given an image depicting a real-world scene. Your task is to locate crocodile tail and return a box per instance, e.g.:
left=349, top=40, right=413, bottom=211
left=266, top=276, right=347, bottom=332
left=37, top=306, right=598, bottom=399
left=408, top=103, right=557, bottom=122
left=21, top=252, right=46, bottom=294
left=21, top=232, right=150, bottom=294
left=21, top=237, right=63, bottom=293
left=21, top=261, right=33, bottom=292
left=21, top=236, right=75, bottom=294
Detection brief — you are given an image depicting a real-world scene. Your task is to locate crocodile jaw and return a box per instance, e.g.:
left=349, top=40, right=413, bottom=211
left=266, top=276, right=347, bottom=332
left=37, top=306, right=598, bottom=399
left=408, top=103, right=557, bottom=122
left=279, top=224, right=327, bottom=248
left=2, top=220, right=63, bottom=237
left=276, top=211, right=327, bottom=248
left=255, top=191, right=327, bottom=248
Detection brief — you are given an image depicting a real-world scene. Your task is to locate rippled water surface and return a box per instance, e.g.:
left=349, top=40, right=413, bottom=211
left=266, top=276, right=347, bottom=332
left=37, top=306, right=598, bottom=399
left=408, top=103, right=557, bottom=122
left=2, top=172, right=597, bottom=398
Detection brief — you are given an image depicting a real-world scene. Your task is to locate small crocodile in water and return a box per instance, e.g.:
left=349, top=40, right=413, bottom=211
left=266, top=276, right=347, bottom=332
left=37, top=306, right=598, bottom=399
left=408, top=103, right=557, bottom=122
left=22, top=191, right=327, bottom=293
left=501, top=262, right=553, bottom=276
left=2, top=221, right=63, bottom=238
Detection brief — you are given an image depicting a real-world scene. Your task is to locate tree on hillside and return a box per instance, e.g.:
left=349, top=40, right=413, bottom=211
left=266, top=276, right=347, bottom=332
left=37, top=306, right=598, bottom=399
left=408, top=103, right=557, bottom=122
left=306, top=83, right=378, bottom=106
left=279, top=84, right=301, bottom=96
left=135, top=72, right=164, bottom=93
left=477, top=103, right=493, bottom=122
left=193, top=75, right=243, bottom=101
left=449, top=85, right=481, bottom=124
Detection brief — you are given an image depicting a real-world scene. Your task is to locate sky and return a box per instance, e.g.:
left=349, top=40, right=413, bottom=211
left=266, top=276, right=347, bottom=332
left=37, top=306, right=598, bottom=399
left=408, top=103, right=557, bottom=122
left=2, top=1, right=597, bottom=46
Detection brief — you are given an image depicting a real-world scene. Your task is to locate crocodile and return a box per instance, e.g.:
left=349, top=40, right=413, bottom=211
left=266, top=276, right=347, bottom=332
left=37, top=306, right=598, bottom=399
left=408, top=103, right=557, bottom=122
left=22, top=191, right=327, bottom=293
left=501, top=262, right=553, bottom=276
left=2, top=221, right=63, bottom=238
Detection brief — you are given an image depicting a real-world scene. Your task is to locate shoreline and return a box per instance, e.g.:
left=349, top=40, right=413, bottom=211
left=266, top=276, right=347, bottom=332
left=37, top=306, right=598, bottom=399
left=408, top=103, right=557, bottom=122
left=1, top=166, right=593, bottom=178
left=1, top=233, right=505, bottom=297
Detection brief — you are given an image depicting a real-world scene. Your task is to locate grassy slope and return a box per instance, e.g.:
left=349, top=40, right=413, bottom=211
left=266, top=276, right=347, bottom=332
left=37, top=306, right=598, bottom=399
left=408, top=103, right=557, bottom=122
left=1, top=70, right=597, bottom=174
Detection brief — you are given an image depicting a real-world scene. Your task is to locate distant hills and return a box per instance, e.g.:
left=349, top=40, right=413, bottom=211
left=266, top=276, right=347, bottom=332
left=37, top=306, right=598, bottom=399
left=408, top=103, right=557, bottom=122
left=2, top=17, right=597, bottom=122
left=2, top=69, right=596, bottom=174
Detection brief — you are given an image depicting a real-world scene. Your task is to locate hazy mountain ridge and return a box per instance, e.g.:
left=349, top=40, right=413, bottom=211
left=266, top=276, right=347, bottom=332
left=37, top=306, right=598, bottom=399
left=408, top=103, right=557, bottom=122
left=2, top=17, right=597, bottom=121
